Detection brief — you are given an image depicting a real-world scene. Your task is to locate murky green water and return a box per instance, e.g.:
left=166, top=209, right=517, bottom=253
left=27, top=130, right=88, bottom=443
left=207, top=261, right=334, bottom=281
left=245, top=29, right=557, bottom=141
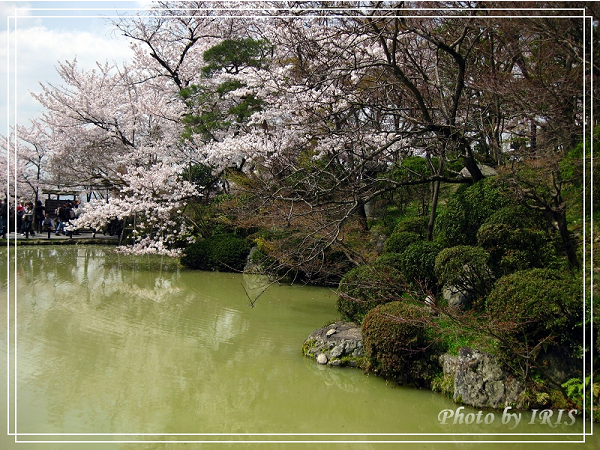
left=0, top=246, right=596, bottom=449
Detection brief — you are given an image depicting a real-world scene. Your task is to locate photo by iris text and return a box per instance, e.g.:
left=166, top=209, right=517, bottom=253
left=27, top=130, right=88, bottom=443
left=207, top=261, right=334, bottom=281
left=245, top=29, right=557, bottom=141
left=437, top=406, right=578, bottom=429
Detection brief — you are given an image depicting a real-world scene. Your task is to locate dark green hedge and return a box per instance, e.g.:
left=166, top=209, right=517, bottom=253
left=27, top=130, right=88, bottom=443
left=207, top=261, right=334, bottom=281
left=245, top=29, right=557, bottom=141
left=477, top=223, right=561, bottom=275
left=391, top=216, right=429, bottom=237
left=482, top=205, right=548, bottom=231
left=180, top=233, right=251, bottom=272
left=434, top=245, right=494, bottom=302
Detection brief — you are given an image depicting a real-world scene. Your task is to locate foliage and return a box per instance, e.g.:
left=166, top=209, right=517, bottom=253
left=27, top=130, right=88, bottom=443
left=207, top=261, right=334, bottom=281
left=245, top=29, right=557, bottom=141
left=337, top=263, right=405, bottom=324
left=373, top=252, right=404, bottom=272
left=362, top=301, right=437, bottom=386
left=248, top=228, right=354, bottom=285
left=10, top=4, right=588, bottom=263
left=482, top=205, right=548, bottom=231
left=399, top=240, right=444, bottom=293
left=391, top=216, right=430, bottom=237
left=435, top=178, right=513, bottom=246
left=476, top=223, right=562, bottom=275
left=383, top=230, right=420, bottom=255
left=562, top=376, right=600, bottom=422
left=180, top=233, right=251, bottom=272
left=201, top=38, right=272, bottom=76
left=434, top=245, right=494, bottom=302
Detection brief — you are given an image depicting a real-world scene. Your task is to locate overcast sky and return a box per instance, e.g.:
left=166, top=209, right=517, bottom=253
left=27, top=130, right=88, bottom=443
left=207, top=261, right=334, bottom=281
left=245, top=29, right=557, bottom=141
left=1, top=0, right=153, bottom=137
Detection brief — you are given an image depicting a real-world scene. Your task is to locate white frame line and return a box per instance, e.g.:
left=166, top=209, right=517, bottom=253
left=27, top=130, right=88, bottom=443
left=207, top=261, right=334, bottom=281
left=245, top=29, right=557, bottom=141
left=6, top=4, right=593, bottom=445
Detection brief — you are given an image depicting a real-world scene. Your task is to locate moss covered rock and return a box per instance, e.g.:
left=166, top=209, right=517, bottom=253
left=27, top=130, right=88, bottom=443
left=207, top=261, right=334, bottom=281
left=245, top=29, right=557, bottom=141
left=302, top=321, right=365, bottom=367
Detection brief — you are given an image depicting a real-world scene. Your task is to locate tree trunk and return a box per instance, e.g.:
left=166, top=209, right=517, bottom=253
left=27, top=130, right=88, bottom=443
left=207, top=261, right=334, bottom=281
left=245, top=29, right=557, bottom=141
left=553, top=209, right=580, bottom=269
left=427, top=179, right=441, bottom=241
left=356, top=199, right=369, bottom=232
left=463, top=155, right=484, bottom=182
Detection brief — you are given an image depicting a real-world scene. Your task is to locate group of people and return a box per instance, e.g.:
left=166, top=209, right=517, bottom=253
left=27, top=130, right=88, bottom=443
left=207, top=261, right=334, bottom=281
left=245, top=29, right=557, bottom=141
left=0, top=197, right=81, bottom=238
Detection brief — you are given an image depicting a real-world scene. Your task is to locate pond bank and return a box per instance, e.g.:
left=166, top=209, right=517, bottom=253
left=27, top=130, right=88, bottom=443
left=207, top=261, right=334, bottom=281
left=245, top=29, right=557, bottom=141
left=1, top=230, right=119, bottom=245
left=303, top=322, right=560, bottom=413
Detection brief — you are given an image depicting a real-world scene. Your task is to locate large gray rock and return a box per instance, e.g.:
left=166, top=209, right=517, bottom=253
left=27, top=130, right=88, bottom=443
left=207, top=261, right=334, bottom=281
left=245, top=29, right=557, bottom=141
left=303, top=321, right=364, bottom=367
left=459, top=164, right=498, bottom=178
left=442, top=347, right=524, bottom=409
left=442, top=285, right=472, bottom=309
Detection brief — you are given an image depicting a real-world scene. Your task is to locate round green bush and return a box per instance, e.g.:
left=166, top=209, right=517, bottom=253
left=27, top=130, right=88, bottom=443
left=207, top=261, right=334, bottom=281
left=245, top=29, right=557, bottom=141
left=476, top=223, right=559, bottom=275
left=181, top=233, right=251, bottom=272
left=384, top=231, right=420, bottom=255
left=435, top=178, right=513, bottom=246
left=337, top=264, right=405, bottom=324
left=434, top=245, right=493, bottom=301
left=485, top=268, right=582, bottom=350
left=482, top=205, right=548, bottom=231
left=399, top=240, right=444, bottom=291
left=392, top=216, right=429, bottom=237
left=373, top=253, right=404, bottom=272
left=362, top=301, right=436, bottom=385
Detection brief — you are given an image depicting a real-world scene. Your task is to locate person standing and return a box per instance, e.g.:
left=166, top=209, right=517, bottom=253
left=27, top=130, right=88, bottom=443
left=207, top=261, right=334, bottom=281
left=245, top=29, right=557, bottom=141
left=16, top=200, right=25, bottom=233
left=21, top=202, right=35, bottom=238
left=41, top=213, right=55, bottom=238
left=55, top=204, right=65, bottom=235
left=0, top=199, right=6, bottom=239
left=34, top=200, right=45, bottom=233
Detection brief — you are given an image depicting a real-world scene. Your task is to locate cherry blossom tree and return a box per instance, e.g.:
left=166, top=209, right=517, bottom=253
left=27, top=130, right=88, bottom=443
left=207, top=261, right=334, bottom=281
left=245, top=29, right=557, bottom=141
left=0, top=120, right=54, bottom=204
left=24, top=2, right=271, bottom=253
left=14, top=1, right=588, bottom=260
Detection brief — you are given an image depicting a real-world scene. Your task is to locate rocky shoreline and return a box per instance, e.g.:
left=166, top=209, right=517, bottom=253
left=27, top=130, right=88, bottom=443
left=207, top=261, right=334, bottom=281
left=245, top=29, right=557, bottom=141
left=302, top=321, right=365, bottom=367
left=303, top=321, right=527, bottom=410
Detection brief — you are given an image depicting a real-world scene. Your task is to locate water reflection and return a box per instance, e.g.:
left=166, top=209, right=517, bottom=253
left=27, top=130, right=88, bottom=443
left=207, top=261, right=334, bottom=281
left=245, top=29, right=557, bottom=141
left=0, top=246, right=592, bottom=449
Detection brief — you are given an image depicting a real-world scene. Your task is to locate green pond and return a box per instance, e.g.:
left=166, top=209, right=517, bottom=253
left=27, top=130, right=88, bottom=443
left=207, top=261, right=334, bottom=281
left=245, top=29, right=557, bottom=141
left=0, top=246, right=596, bottom=449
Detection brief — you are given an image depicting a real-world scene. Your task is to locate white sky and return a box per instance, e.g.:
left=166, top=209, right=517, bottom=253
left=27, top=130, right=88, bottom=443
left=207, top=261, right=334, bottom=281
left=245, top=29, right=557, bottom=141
left=1, top=0, right=154, bottom=136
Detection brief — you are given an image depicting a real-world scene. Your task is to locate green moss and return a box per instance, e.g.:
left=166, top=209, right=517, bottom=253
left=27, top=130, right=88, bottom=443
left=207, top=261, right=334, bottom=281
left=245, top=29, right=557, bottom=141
left=338, top=355, right=367, bottom=368
left=302, top=339, right=317, bottom=357
left=431, top=373, right=455, bottom=398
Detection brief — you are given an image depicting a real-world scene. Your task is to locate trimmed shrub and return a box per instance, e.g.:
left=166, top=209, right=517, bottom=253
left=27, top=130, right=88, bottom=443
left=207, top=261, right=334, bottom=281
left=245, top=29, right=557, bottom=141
left=434, top=245, right=494, bottom=302
left=373, top=252, right=403, bottom=272
left=384, top=231, right=420, bottom=255
left=476, top=223, right=560, bottom=275
left=392, top=216, right=429, bottom=237
left=181, top=233, right=251, bottom=272
left=337, top=263, right=405, bottom=324
left=399, top=240, right=444, bottom=292
left=435, top=178, right=513, bottom=246
left=485, top=268, right=582, bottom=351
left=482, top=205, right=548, bottom=231
left=362, top=301, right=436, bottom=386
